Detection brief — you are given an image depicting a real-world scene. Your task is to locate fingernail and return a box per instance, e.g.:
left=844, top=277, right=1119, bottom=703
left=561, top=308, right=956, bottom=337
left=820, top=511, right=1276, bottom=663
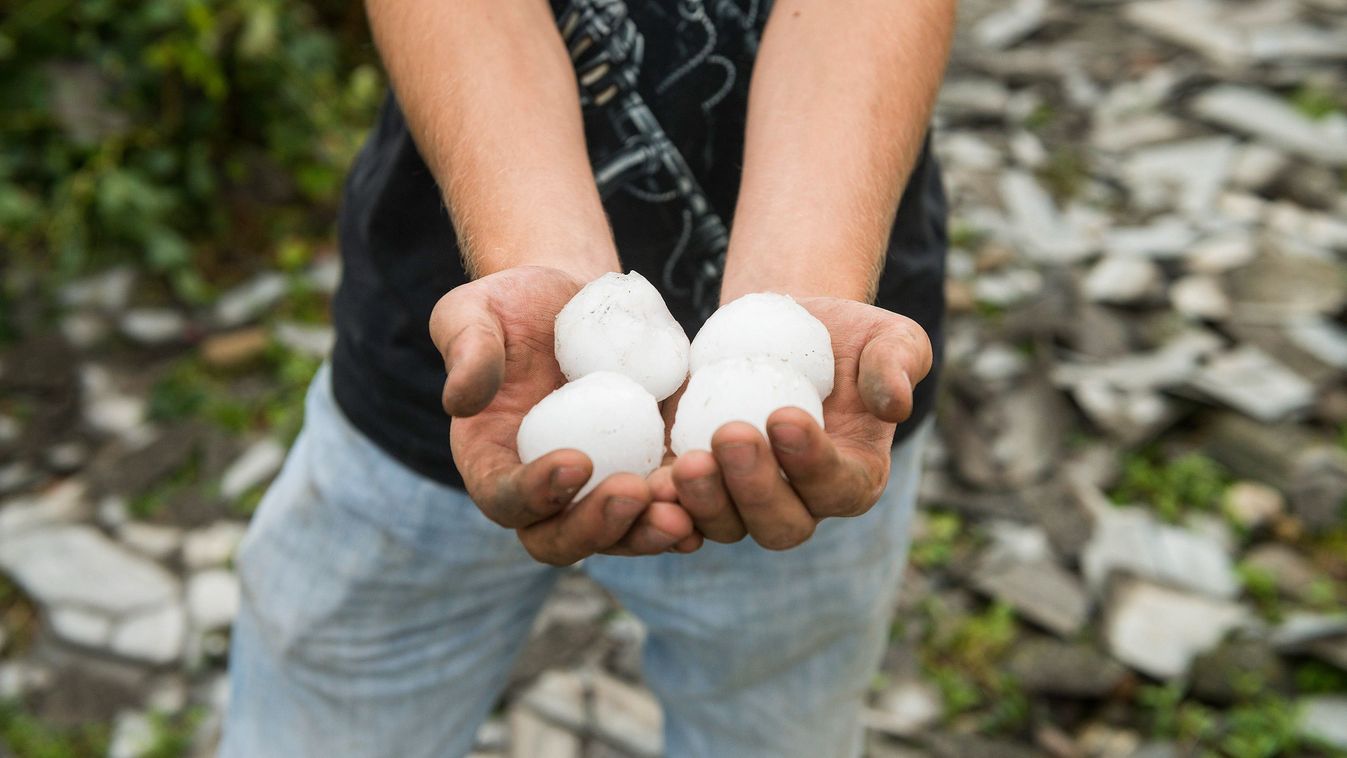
left=769, top=423, right=807, bottom=454
left=716, top=443, right=757, bottom=474
left=551, top=466, right=587, bottom=499
left=642, top=525, right=679, bottom=550
left=605, top=497, right=645, bottom=522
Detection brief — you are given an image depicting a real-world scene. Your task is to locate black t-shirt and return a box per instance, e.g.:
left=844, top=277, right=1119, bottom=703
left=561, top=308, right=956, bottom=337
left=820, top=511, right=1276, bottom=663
left=330, top=2, right=948, bottom=490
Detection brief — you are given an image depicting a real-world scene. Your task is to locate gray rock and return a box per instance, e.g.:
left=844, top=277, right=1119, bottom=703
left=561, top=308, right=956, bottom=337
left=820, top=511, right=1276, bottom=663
left=119, top=309, right=188, bottom=345
left=49, top=607, right=112, bottom=648
left=118, top=522, right=182, bottom=561
left=970, top=555, right=1089, bottom=636
left=214, top=272, right=289, bottom=328
left=973, top=0, right=1046, bottom=50
left=1228, top=144, right=1288, bottom=192
left=1006, top=638, right=1129, bottom=698
left=60, top=312, right=110, bottom=349
left=182, top=520, right=248, bottom=570
left=220, top=438, right=286, bottom=500
left=1190, top=639, right=1288, bottom=704
left=1055, top=329, right=1222, bottom=393
left=108, top=711, right=157, bottom=758
left=1170, top=275, right=1230, bottom=321
left=1104, top=218, right=1198, bottom=259
left=110, top=604, right=186, bottom=664
left=274, top=321, right=335, bottom=358
left=519, top=670, right=662, bottom=758
left=1298, top=697, right=1347, bottom=751
left=1243, top=544, right=1318, bottom=601
left=1104, top=578, right=1251, bottom=679
left=80, top=366, right=148, bottom=439
left=0, top=524, right=179, bottom=614
left=1284, top=317, right=1347, bottom=370
left=59, top=267, right=136, bottom=312
left=1084, top=256, right=1164, bottom=305
left=1187, top=346, right=1315, bottom=423
left=1000, top=171, right=1097, bottom=264
left=939, top=79, right=1011, bottom=121
left=1082, top=505, right=1240, bottom=599
left=0, top=480, right=89, bottom=539
left=1192, top=86, right=1347, bottom=166
left=1185, top=232, right=1255, bottom=274
left=1121, top=137, right=1234, bottom=217
left=1222, top=482, right=1285, bottom=529
left=1287, top=447, right=1347, bottom=529
left=1092, top=114, right=1186, bottom=154
left=306, top=256, right=342, bottom=296
left=187, top=569, right=240, bottom=631
left=864, top=679, right=943, bottom=737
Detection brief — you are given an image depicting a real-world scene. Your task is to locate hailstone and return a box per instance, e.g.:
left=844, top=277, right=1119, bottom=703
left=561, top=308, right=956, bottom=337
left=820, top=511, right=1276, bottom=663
left=689, top=292, right=835, bottom=399
left=670, top=357, right=824, bottom=455
left=516, top=371, right=665, bottom=501
left=554, top=271, right=690, bottom=400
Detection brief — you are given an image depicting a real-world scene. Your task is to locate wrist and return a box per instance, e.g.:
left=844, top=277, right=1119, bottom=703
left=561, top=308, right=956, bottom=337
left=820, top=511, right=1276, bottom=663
left=455, top=202, right=621, bottom=281
left=719, top=241, right=878, bottom=305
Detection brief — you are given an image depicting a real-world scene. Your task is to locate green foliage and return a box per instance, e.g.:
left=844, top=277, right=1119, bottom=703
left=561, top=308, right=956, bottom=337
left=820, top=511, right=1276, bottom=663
left=142, top=709, right=204, bottom=758
left=1112, top=450, right=1230, bottom=522
left=0, top=0, right=383, bottom=299
left=1236, top=562, right=1282, bottom=621
left=0, top=701, right=110, bottom=758
left=910, top=511, right=963, bottom=569
left=1290, top=84, right=1345, bottom=121
left=920, top=601, right=1024, bottom=731
left=1139, top=683, right=1317, bottom=757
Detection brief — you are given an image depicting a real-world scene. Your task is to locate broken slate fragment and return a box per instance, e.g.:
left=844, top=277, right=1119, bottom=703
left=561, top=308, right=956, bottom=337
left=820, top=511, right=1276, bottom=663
left=1187, top=346, right=1315, bottom=423
left=1104, top=578, right=1251, bottom=679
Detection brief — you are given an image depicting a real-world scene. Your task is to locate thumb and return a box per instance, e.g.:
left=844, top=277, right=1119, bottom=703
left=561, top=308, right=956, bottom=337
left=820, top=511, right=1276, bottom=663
left=856, top=316, right=932, bottom=424
left=429, top=285, right=507, bottom=417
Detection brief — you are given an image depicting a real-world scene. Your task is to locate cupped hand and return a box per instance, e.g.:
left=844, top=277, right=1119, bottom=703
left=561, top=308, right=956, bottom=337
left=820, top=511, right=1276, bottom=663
left=649, top=297, right=932, bottom=550
left=430, top=266, right=701, bottom=565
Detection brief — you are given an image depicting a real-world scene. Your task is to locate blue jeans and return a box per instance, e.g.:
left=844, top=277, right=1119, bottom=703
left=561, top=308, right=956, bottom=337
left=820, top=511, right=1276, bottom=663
left=221, top=364, right=928, bottom=757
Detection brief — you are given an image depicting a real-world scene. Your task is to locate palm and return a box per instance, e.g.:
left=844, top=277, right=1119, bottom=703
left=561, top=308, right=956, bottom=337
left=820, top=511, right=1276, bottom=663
left=446, top=267, right=582, bottom=502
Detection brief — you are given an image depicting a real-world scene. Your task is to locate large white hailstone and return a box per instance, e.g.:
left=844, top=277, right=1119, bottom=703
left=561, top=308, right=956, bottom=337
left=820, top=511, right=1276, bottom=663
left=554, top=271, right=690, bottom=401
left=670, top=357, right=824, bottom=455
left=689, top=292, right=835, bottom=399
left=516, top=372, right=665, bottom=501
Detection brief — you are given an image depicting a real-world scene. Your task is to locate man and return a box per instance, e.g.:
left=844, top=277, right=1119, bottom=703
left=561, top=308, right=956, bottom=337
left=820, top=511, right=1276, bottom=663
left=222, top=0, right=952, bottom=755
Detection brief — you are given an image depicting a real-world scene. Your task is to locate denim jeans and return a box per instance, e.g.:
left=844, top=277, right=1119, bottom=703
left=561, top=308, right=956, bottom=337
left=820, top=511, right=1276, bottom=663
left=220, top=363, right=928, bottom=757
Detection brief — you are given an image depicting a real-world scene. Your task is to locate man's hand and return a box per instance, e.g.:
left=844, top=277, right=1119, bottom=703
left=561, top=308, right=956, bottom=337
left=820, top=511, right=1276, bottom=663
left=651, top=297, right=932, bottom=550
left=431, top=266, right=700, bottom=565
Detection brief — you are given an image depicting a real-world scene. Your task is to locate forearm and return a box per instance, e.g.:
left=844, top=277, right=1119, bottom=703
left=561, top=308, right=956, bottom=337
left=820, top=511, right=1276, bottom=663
left=720, top=0, right=955, bottom=303
left=366, top=0, right=618, bottom=278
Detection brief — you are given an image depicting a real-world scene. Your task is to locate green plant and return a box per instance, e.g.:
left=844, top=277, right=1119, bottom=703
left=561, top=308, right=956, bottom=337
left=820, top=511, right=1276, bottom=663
left=1291, top=84, right=1345, bottom=121
left=0, top=701, right=110, bottom=758
left=910, top=511, right=963, bottom=569
left=1112, top=450, right=1230, bottom=523
left=0, top=0, right=383, bottom=299
left=920, top=601, right=1023, bottom=730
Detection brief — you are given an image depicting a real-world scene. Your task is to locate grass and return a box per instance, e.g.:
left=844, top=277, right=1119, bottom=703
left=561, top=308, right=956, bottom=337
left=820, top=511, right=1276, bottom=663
left=919, top=601, right=1026, bottom=732
left=1290, top=84, right=1345, bottom=122
left=1111, top=449, right=1230, bottom=523
left=0, top=702, right=110, bottom=758
left=909, top=511, right=963, bottom=570
left=148, top=345, right=318, bottom=444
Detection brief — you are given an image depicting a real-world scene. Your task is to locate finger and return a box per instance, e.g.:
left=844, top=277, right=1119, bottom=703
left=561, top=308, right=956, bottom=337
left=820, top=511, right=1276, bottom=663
left=517, top=473, right=652, bottom=566
left=857, top=317, right=932, bottom=423
left=712, top=422, right=816, bottom=550
left=429, top=288, right=507, bottom=417
left=602, top=501, right=698, bottom=556
left=671, top=451, right=747, bottom=543
left=647, top=464, right=679, bottom=503
left=474, top=448, right=593, bottom=528
left=767, top=407, right=888, bottom=519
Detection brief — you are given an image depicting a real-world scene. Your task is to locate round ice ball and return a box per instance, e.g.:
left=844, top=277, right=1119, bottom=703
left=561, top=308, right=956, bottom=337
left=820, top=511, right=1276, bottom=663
left=554, top=271, right=690, bottom=401
left=517, top=372, right=665, bottom=501
left=689, top=292, right=835, bottom=399
left=670, top=357, right=824, bottom=455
